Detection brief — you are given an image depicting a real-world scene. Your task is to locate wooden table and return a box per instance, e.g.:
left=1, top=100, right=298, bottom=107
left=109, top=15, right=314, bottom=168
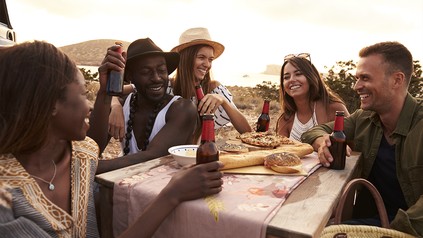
left=95, top=152, right=360, bottom=238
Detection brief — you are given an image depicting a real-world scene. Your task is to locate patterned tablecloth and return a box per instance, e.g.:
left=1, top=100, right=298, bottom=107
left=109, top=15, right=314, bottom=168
left=113, top=152, right=321, bottom=238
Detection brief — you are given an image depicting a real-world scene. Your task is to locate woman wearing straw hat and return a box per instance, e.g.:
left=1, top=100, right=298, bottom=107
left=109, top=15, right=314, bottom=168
left=108, top=28, right=252, bottom=142
left=170, top=27, right=252, bottom=136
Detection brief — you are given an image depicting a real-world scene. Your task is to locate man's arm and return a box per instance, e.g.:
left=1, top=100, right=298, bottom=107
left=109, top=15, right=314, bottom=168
left=390, top=196, right=423, bottom=237
left=87, top=44, right=126, bottom=153
left=96, top=98, right=198, bottom=174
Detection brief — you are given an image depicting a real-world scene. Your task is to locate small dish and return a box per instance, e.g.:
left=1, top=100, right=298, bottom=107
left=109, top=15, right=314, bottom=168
left=168, top=145, right=198, bottom=166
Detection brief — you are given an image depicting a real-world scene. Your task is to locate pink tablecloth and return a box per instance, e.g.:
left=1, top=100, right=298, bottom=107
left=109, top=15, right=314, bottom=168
left=113, top=152, right=321, bottom=238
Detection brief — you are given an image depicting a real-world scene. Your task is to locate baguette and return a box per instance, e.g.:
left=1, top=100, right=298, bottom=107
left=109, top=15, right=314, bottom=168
left=220, top=142, right=314, bottom=170
left=220, top=150, right=270, bottom=169
left=273, top=143, right=314, bottom=158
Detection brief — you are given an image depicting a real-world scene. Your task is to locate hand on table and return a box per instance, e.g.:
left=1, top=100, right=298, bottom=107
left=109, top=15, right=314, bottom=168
left=313, top=135, right=351, bottom=167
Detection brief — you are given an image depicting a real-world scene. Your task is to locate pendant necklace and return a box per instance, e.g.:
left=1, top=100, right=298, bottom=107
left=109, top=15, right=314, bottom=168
left=30, top=160, right=57, bottom=191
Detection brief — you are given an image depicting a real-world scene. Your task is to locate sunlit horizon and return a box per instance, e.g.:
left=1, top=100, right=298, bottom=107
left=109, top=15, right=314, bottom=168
left=7, top=0, right=423, bottom=84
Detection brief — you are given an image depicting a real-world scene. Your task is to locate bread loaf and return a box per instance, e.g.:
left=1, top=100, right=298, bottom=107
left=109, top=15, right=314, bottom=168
left=219, top=142, right=314, bottom=170
left=264, top=152, right=302, bottom=174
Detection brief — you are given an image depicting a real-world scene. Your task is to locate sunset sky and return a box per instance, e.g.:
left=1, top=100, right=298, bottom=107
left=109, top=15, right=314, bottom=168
left=6, top=0, right=423, bottom=82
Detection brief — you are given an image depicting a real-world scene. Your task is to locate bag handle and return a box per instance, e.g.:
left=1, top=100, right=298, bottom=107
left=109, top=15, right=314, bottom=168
left=333, top=178, right=390, bottom=228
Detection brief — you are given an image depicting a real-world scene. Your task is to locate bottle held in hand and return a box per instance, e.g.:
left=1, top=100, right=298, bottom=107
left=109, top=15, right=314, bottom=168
left=195, top=85, right=205, bottom=104
left=329, top=111, right=346, bottom=170
left=256, top=100, right=270, bottom=132
left=196, top=114, right=219, bottom=165
left=106, top=41, right=124, bottom=96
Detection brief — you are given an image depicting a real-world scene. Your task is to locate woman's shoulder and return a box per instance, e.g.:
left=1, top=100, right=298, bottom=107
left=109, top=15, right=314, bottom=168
left=208, top=80, right=221, bottom=89
left=73, top=137, right=100, bottom=161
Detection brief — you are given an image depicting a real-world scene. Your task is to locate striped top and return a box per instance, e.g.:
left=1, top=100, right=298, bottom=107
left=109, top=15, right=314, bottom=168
left=289, top=103, right=317, bottom=142
left=168, top=84, right=236, bottom=130
left=210, top=85, right=235, bottom=129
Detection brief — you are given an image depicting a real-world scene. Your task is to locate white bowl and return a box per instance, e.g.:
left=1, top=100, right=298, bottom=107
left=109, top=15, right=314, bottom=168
left=168, top=145, right=198, bottom=166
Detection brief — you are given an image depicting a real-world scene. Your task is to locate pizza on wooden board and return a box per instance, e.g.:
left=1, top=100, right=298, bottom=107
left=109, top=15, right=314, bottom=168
left=239, top=131, right=295, bottom=147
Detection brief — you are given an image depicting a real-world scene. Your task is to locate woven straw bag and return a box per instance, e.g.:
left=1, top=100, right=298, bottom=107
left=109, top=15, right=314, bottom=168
left=320, top=178, right=416, bottom=238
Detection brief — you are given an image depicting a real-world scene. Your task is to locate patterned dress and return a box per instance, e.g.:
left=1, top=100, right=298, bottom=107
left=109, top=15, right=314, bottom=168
left=168, top=83, right=236, bottom=129
left=0, top=137, right=100, bottom=238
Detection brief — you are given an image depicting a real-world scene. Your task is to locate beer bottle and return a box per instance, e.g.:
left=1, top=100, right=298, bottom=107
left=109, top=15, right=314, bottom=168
left=256, top=100, right=270, bottom=132
left=196, top=114, right=219, bottom=165
left=195, top=84, right=205, bottom=106
left=106, top=41, right=124, bottom=96
left=329, top=111, right=347, bottom=170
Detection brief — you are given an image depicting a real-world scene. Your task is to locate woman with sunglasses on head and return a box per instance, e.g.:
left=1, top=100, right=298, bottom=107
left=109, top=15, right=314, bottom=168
left=276, top=53, right=349, bottom=141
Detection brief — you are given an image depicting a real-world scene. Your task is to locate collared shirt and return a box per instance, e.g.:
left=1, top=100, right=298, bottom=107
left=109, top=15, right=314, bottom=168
left=301, top=93, right=423, bottom=236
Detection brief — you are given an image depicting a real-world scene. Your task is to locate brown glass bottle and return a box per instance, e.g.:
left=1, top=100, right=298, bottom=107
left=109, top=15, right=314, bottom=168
left=196, top=114, right=219, bottom=165
left=195, top=84, right=205, bottom=110
left=256, top=100, right=270, bottom=132
left=329, top=111, right=346, bottom=170
left=195, top=85, right=205, bottom=102
left=106, top=41, right=124, bottom=96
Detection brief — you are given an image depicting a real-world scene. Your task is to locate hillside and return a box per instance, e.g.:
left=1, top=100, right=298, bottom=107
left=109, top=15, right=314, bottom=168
left=59, top=39, right=130, bottom=66
left=262, top=64, right=281, bottom=75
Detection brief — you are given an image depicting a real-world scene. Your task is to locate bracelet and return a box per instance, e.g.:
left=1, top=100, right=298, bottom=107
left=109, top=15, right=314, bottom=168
left=130, top=83, right=137, bottom=92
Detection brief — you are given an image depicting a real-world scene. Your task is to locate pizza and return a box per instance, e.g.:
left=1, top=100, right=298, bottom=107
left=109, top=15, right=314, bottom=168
left=239, top=131, right=295, bottom=147
left=219, top=142, right=249, bottom=153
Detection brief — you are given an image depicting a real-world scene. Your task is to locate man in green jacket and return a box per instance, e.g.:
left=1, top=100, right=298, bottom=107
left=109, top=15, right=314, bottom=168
left=302, top=41, right=423, bottom=237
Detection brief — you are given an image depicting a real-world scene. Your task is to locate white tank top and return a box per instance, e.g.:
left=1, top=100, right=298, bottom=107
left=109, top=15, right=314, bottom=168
left=120, top=94, right=181, bottom=155
left=289, top=103, right=317, bottom=142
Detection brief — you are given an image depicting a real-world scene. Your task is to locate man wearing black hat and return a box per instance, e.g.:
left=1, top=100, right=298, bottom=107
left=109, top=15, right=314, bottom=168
left=89, top=38, right=198, bottom=173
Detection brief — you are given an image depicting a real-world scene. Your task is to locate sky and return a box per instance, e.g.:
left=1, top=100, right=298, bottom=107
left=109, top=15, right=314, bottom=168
left=6, top=0, right=423, bottom=85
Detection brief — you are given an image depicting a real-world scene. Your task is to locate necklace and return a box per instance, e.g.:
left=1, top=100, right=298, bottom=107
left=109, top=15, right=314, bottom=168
left=123, top=93, right=165, bottom=155
left=30, top=160, right=57, bottom=191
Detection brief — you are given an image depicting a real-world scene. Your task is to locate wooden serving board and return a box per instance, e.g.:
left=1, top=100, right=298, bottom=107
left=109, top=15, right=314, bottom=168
left=222, top=165, right=307, bottom=176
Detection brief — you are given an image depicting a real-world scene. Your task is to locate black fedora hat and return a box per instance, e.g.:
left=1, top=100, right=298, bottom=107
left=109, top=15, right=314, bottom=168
left=126, top=38, right=180, bottom=74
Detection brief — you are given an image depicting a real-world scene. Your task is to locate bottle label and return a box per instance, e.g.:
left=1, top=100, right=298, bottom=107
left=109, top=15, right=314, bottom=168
left=195, top=86, right=205, bottom=101
left=107, top=71, right=124, bottom=96
left=262, top=100, right=270, bottom=114
left=256, top=100, right=270, bottom=132
left=329, top=136, right=346, bottom=170
left=201, top=119, right=215, bottom=141
left=107, top=42, right=124, bottom=96
left=333, top=115, right=344, bottom=131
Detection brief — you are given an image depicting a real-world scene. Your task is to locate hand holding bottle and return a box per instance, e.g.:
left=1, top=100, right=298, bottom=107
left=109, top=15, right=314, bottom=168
left=98, top=43, right=126, bottom=95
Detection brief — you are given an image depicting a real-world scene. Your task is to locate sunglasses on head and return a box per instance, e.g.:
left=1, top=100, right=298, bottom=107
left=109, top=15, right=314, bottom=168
left=284, top=53, right=311, bottom=63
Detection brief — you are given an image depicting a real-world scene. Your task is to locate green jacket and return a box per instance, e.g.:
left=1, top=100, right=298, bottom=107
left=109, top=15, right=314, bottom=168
left=302, top=94, right=423, bottom=237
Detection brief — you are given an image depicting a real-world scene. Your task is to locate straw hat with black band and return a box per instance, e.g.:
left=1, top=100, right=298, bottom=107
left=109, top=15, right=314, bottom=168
left=171, top=27, right=225, bottom=59
left=124, top=38, right=180, bottom=82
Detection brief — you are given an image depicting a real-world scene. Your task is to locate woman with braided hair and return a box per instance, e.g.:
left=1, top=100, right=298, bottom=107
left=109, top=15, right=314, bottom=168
left=88, top=38, right=201, bottom=165
left=0, top=40, right=223, bottom=237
